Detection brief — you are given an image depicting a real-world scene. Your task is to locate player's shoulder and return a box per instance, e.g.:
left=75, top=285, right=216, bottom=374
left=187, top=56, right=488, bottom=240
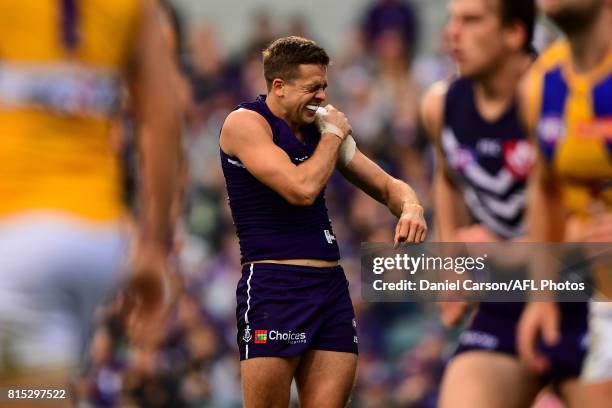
left=517, top=42, right=569, bottom=134
left=223, top=108, right=270, bottom=134
left=420, top=80, right=450, bottom=140
left=220, top=108, right=273, bottom=154
left=531, top=39, right=569, bottom=74
left=423, top=79, right=451, bottom=101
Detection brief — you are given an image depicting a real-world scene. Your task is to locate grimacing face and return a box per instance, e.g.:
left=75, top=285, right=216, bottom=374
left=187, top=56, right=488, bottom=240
left=279, top=64, right=328, bottom=126
left=446, top=0, right=510, bottom=78
left=537, top=0, right=604, bottom=33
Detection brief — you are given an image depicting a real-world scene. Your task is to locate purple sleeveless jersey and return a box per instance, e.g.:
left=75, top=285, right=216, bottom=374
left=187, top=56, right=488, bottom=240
left=220, top=95, right=340, bottom=264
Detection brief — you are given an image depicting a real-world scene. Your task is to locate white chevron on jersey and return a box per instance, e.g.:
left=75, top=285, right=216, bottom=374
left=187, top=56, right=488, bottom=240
left=442, top=128, right=515, bottom=195
left=463, top=187, right=524, bottom=239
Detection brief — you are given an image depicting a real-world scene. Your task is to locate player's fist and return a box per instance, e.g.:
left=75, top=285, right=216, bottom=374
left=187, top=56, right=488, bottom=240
left=394, top=202, right=427, bottom=246
left=315, top=104, right=352, bottom=140
left=438, top=301, right=472, bottom=327
left=124, top=242, right=173, bottom=345
left=517, top=301, right=560, bottom=373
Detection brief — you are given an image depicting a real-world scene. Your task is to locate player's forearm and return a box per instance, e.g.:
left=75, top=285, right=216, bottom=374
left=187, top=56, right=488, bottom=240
left=527, top=168, right=565, bottom=242
left=291, top=133, right=342, bottom=204
left=131, top=0, right=181, bottom=250
left=528, top=191, right=558, bottom=241
left=384, top=177, right=421, bottom=218
left=433, top=174, right=461, bottom=242
left=526, top=166, right=566, bottom=295
left=139, top=125, right=180, bottom=249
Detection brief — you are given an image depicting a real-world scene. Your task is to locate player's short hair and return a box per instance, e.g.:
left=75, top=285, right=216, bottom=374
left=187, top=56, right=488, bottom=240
left=262, top=36, right=330, bottom=91
left=496, top=0, right=536, bottom=53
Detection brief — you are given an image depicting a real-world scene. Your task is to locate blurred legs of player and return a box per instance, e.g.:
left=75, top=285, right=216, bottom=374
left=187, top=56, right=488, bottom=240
left=241, top=351, right=357, bottom=408
left=439, top=352, right=540, bottom=408
left=582, top=251, right=612, bottom=406
left=439, top=351, right=584, bottom=408
left=581, top=301, right=612, bottom=408
left=0, top=213, right=127, bottom=405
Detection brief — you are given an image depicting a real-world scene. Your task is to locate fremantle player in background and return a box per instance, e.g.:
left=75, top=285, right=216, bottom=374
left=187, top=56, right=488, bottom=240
left=219, top=36, right=427, bottom=407
left=421, top=0, right=587, bottom=406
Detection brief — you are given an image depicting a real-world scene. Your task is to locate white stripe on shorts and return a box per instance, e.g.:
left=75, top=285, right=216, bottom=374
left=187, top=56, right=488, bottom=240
left=245, top=264, right=254, bottom=359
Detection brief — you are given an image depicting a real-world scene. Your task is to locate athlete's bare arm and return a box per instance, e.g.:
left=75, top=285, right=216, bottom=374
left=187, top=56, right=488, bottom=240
left=516, top=68, right=568, bottom=374
left=421, top=81, right=474, bottom=242
left=123, top=0, right=181, bottom=339
left=421, top=81, right=479, bottom=326
left=130, top=0, right=181, bottom=249
left=337, top=149, right=427, bottom=244
left=220, top=107, right=349, bottom=206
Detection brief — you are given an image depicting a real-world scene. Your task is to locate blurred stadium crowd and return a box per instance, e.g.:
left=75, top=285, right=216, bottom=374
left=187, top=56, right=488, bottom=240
left=73, top=1, right=552, bottom=407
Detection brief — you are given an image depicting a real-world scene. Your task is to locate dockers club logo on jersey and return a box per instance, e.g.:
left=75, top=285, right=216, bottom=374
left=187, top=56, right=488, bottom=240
left=253, top=329, right=307, bottom=345
left=503, top=139, right=535, bottom=179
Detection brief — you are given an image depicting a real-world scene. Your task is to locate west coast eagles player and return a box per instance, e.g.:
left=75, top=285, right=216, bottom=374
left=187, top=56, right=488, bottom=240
left=0, top=0, right=179, bottom=394
left=517, top=0, right=612, bottom=407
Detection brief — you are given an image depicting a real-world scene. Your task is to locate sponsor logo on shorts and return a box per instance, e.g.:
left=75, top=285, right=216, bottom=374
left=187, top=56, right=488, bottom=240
left=271, top=330, right=307, bottom=344
left=253, top=329, right=307, bottom=345
left=243, top=327, right=252, bottom=343
left=459, top=330, right=499, bottom=349
left=255, top=330, right=268, bottom=344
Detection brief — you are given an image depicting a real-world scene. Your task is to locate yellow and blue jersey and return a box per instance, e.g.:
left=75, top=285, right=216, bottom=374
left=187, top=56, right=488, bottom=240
left=526, top=40, right=612, bottom=218
left=0, top=0, right=143, bottom=221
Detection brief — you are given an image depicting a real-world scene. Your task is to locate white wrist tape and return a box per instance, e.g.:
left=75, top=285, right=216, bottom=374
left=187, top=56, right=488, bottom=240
left=338, top=134, right=357, bottom=167
left=313, top=107, right=343, bottom=139
left=318, top=121, right=343, bottom=139
left=308, top=105, right=357, bottom=166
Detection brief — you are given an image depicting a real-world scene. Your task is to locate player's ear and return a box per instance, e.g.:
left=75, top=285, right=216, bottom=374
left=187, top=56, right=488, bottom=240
left=505, top=20, right=526, bottom=52
left=271, top=78, right=285, bottom=97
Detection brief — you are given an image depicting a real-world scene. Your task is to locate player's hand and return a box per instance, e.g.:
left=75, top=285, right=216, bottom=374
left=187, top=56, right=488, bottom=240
left=453, top=225, right=499, bottom=243
left=124, top=241, right=173, bottom=345
left=437, top=301, right=472, bottom=327
left=315, top=104, right=352, bottom=140
left=394, top=202, right=427, bottom=247
left=580, top=212, right=612, bottom=242
left=517, top=301, right=560, bottom=373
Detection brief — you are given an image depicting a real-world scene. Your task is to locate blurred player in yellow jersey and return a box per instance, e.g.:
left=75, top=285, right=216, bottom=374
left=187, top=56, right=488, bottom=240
left=517, top=0, right=612, bottom=406
left=0, top=0, right=179, bottom=396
